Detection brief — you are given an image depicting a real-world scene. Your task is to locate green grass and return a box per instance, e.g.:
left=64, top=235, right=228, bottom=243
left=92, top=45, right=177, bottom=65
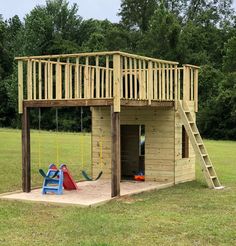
left=0, top=129, right=236, bottom=245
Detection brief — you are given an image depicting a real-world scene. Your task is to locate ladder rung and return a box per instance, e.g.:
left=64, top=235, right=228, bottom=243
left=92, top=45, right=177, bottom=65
left=206, top=165, right=212, bottom=168
left=193, top=132, right=199, bottom=135
left=189, top=121, right=194, bottom=124
left=210, top=176, right=217, bottom=179
left=202, top=154, right=208, bottom=157
left=198, top=143, right=203, bottom=146
left=185, top=111, right=190, bottom=113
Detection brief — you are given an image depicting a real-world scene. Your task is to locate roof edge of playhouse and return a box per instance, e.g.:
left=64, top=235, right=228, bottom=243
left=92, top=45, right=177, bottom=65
left=15, top=50, right=180, bottom=65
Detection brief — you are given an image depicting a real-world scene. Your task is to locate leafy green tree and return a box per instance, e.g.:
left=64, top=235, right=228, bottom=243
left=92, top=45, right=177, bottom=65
left=119, top=0, right=157, bottom=32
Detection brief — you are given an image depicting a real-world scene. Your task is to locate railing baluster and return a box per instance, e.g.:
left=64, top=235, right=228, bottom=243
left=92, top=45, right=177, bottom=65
left=96, top=56, right=100, bottom=98
left=148, top=60, right=153, bottom=104
left=134, top=58, right=137, bottom=99
left=124, top=57, right=128, bottom=99
left=191, top=68, right=194, bottom=100
left=129, top=58, right=133, bottom=98
left=166, top=64, right=169, bottom=100
left=56, top=58, right=61, bottom=99
left=106, top=56, right=109, bottom=98
left=75, top=58, right=79, bottom=98
left=91, top=67, right=95, bottom=98
left=33, top=61, right=36, bottom=99
left=38, top=61, right=42, bottom=100
left=27, top=60, right=32, bottom=100
left=158, top=63, right=161, bottom=100
left=154, top=63, right=157, bottom=100
left=162, top=63, right=165, bottom=100
left=44, top=62, right=48, bottom=99
left=170, top=65, right=173, bottom=100
left=138, top=60, right=142, bottom=99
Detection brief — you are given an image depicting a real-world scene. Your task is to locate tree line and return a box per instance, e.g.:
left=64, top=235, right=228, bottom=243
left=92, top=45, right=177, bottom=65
left=0, top=0, right=235, bottom=139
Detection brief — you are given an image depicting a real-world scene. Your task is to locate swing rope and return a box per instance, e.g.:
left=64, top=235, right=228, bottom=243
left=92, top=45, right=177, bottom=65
left=38, top=108, right=41, bottom=168
left=55, top=108, right=59, bottom=165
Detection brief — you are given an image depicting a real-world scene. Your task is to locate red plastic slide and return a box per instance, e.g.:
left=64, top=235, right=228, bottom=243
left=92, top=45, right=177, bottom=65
left=60, top=164, right=79, bottom=190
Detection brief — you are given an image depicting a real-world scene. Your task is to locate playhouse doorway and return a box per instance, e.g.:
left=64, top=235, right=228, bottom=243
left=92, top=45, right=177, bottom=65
left=121, top=125, right=145, bottom=180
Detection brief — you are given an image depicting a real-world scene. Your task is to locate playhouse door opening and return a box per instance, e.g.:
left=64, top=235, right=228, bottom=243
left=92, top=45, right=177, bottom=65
left=121, top=125, right=145, bottom=180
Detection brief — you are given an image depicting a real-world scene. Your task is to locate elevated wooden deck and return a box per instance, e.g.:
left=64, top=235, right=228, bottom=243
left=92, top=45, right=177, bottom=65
left=16, top=51, right=199, bottom=112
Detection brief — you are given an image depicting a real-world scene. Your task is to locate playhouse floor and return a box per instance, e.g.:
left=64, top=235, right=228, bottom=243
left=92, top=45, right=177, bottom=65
left=0, top=180, right=173, bottom=206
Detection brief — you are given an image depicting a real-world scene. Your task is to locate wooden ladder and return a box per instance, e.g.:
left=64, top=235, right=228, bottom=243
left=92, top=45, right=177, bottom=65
left=177, top=101, right=223, bottom=189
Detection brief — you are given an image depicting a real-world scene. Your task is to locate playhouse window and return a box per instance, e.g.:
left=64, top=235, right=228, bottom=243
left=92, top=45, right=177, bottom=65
left=182, top=126, right=189, bottom=158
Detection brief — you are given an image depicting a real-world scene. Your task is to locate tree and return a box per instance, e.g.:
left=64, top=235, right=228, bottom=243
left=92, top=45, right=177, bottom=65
left=119, top=0, right=157, bottom=32
left=23, top=0, right=82, bottom=55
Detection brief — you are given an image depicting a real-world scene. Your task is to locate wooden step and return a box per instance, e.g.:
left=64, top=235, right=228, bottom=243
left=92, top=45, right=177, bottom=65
left=206, top=165, right=212, bottom=168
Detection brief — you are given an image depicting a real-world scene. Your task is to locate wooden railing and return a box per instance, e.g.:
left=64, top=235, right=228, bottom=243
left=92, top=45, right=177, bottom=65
left=16, top=51, right=199, bottom=113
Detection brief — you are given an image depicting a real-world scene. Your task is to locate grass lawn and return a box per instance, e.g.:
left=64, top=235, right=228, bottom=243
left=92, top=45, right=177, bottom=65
left=0, top=128, right=236, bottom=245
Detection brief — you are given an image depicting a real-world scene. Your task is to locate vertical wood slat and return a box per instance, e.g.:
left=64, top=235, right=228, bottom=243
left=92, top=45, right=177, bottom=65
left=143, top=60, right=146, bottom=99
left=101, top=68, right=104, bottom=98
left=91, top=67, right=95, bottom=98
left=138, top=60, right=142, bottom=99
left=166, top=64, right=169, bottom=100
left=109, top=70, right=112, bottom=98
left=194, top=69, right=199, bottom=112
left=190, top=68, right=194, bottom=100
left=47, top=60, right=52, bottom=100
left=56, top=58, right=62, bottom=99
left=148, top=60, right=153, bottom=104
left=129, top=58, right=133, bottom=98
left=44, top=62, right=48, bottom=99
left=113, top=54, right=121, bottom=112
left=158, top=63, right=162, bottom=100
left=170, top=65, right=173, bottom=100
left=75, top=58, right=79, bottom=98
left=162, top=63, right=166, bottom=100
left=69, top=63, right=73, bottom=98
left=106, top=56, right=109, bottom=98
left=22, top=106, right=31, bottom=192
left=33, top=61, right=36, bottom=99
left=178, top=68, right=181, bottom=100
left=27, top=60, right=32, bottom=100
left=18, top=61, right=23, bottom=113
left=96, top=56, right=100, bottom=98
left=134, top=59, right=137, bottom=99
left=174, top=65, right=178, bottom=110
left=153, top=63, right=157, bottom=99
left=124, top=57, right=128, bottom=98
left=65, top=58, right=70, bottom=99
left=38, top=61, right=42, bottom=100
left=79, top=65, right=82, bottom=98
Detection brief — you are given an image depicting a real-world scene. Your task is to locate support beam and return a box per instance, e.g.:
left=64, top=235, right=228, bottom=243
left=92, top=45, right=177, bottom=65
left=22, top=105, right=31, bottom=192
left=111, top=106, right=120, bottom=197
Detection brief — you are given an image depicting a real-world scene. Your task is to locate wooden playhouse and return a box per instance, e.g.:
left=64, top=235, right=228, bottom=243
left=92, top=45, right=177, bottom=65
left=16, top=51, right=223, bottom=197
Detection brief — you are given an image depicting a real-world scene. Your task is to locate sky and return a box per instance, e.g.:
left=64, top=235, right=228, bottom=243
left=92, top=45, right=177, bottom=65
left=1, top=0, right=236, bottom=23
left=0, top=0, right=121, bottom=22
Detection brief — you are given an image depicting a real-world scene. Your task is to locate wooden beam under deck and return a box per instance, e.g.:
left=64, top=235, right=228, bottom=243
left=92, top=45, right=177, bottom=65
left=22, top=99, right=175, bottom=109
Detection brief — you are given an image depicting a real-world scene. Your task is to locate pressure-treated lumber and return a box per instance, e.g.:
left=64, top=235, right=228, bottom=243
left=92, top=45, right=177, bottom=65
left=177, top=101, right=223, bottom=189
left=111, top=106, right=120, bottom=197
left=22, top=105, right=31, bottom=192
left=18, top=61, right=23, bottom=113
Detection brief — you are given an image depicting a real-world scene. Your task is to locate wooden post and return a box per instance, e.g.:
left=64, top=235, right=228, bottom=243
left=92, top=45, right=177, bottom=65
left=18, top=61, right=23, bottom=113
left=111, top=106, right=120, bottom=197
left=194, top=69, right=199, bottom=112
left=22, top=105, right=31, bottom=192
left=113, top=54, right=121, bottom=112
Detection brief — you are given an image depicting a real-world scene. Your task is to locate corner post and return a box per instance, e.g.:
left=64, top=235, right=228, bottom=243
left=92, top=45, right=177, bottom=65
left=113, top=54, right=121, bottom=112
left=22, top=104, right=31, bottom=192
left=18, top=60, right=23, bottom=113
left=148, top=60, right=153, bottom=105
left=111, top=106, right=120, bottom=197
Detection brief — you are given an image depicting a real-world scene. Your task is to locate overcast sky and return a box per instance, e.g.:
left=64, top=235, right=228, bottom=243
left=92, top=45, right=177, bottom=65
left=1, top=0, right=236, bottom=23
left=0, top=0, right=121, bottom=22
